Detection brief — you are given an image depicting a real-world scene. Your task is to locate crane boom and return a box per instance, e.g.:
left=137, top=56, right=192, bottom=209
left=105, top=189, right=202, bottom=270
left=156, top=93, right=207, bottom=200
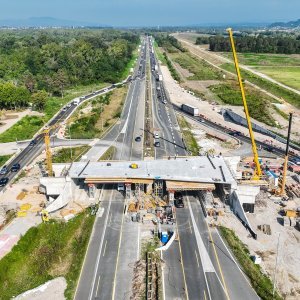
left=227, top=28, right=262, bottom=178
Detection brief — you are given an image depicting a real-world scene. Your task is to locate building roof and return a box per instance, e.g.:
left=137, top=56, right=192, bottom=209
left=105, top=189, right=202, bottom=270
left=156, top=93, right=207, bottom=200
left=68, top=156, right=235, bottom=185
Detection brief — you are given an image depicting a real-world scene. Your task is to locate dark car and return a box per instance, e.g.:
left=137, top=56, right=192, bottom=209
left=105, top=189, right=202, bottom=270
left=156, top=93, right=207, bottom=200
left=135, top=136, right=142, bottom=142
left=175, top=198, right=184, bottom=208
left=174, top=192, right=183, bottom=200
left=0, top=177, right=9, bottom=187
left=29, top=140, right=36, bottom=147
left=11, top=163, right=21, bottom=172
left=0, top=165, right=8, bottom=175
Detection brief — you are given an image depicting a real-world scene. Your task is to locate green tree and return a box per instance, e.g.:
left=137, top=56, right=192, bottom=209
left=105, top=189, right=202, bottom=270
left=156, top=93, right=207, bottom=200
left=31, top=90, right=48, bottom=110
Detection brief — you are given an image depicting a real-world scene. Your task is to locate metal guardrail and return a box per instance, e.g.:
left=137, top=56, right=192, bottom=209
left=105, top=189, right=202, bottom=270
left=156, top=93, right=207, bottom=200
left=146, top=252, right=154, bottom=300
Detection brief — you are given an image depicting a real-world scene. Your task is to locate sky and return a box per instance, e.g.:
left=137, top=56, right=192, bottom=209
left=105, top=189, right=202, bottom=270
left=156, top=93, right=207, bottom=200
left=0, top=0, right=299, bottom=26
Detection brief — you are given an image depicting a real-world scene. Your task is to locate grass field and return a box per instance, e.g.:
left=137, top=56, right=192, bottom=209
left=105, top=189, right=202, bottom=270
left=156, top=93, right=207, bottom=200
left=178, top=116, right=200, bottom=155
left=169, top=52, right=222, bottom=81
left=221, top=52, right=300, bottom=66
left=221, top=63, right=300, bottom=108
left=219, top=226, right=282, bottom=300
left=52, top=145, right=91, bottom=163
left=0, top=154, right=12, bottom=167
left=0, top=115, right=44, bottom=143
left=70, top=86, right=127, bottom=139
left=209, top=83, right=276, bottom=126
left=0, top=211, right=95, bottom=300
left=253, top=66, right=300, bottom=91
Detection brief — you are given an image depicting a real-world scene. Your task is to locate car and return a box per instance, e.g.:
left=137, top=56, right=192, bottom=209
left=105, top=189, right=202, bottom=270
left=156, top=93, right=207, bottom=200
left=10, top=163, right=20, bottom=172
left=66, top=103, right=72, bottom=108
left=135, top=136, right=141, bottom=142
left=175, top=198, right=184, bottom=208
left=0, top=166, right=8, bottom=175
left=29, top=140, right=36, bottom=147
left=154, top=133, right=159, bottom=139
left=62, top=106, right=67, bottom=111
left=0, top=177, right=9, bottom=187
left=174, top=191, right=183, bottom=200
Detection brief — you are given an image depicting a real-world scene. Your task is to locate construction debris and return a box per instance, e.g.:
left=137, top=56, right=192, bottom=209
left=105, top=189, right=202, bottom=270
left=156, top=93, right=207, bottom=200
left=257, top=224, right=272, bottom=235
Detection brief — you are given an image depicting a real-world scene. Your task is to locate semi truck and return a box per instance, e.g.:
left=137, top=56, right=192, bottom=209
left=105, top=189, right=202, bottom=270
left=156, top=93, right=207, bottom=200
left=181, top=104, right=199, bottom=116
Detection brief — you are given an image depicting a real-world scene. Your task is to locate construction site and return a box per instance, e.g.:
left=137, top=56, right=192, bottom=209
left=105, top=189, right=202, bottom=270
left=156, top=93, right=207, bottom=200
left=0, top=30, right=300, bottom=300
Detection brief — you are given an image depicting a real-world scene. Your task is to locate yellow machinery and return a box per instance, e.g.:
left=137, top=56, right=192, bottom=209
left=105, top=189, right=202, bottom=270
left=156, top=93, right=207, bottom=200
left=43, top=123, right=61, bottom=177
left=41, top=209, right=49, bottom=222
left=227, top=28, right=262, bottom=179
left=43, top=116, right=79, bottom=176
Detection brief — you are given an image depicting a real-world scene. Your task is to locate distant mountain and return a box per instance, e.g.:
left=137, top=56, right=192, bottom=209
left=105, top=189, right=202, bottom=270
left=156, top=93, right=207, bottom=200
left=269, top=19, right=300, bottom=28
left=0, top=17, right=109, bottom=28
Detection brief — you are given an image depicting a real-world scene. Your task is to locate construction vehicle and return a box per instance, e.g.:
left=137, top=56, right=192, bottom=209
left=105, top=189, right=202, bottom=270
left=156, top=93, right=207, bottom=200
left=227, top=28, right=262, bottom=180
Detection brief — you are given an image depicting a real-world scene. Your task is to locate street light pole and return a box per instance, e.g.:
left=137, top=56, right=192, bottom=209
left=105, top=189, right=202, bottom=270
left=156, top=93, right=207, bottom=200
left=68, top=125, right=72, bottom=160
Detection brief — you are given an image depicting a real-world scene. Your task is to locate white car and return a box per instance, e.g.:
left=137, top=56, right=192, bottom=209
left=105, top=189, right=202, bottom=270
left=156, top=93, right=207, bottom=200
left=154, top=133, right=159, bottom=139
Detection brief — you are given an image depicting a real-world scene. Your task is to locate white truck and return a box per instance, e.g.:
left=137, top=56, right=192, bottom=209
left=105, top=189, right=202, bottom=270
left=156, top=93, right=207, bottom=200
left=181, top=104, right=199, bottom=116
left=158, top=74, right=163, bottom=81
left=73, top=98, right=80, bottom=106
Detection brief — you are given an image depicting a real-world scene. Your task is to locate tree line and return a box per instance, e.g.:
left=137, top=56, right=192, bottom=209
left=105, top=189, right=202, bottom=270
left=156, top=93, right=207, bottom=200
left=196, top=35, right=300, bottom=54
left=0, top=29, right=139, bottom=110
left=154, top=34, right=186, bottom=53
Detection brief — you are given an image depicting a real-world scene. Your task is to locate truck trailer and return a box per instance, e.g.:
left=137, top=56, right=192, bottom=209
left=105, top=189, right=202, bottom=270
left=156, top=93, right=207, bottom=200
left=181, top=104, right=199, bottom=116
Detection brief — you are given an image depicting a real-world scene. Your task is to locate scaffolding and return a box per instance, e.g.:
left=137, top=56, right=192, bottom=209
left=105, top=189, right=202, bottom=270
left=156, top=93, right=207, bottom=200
left=135, top=183, right=144, bottom=199
left=154, top=180, right=163, bottom=198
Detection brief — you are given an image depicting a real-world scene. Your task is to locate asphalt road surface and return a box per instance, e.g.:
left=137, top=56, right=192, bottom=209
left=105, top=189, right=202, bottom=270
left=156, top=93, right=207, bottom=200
left=75, top=37, right=147, bottom=300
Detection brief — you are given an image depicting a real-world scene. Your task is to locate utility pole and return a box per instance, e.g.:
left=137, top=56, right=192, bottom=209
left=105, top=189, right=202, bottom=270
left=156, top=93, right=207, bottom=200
left=280, top=113, right=293, bottom=195
left=68, top=125, right=73, bottom=159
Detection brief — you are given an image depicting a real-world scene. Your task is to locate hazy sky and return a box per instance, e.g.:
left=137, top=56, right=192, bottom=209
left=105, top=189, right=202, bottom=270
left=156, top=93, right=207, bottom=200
left=0, top=0, right=299, bottom=26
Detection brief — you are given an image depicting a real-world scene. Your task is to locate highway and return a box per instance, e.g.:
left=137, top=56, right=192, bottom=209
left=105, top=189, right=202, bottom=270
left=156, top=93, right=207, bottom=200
left=174, top=105, right=300, bottom=161
left=149, top=37, right=259, bottom=300
left=0, top=76, right=129, bottom=192
left=75, top=37, right=147, bottom=300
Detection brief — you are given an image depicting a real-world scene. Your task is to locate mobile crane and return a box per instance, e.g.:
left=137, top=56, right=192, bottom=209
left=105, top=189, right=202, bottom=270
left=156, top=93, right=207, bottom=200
left=227, top=28, right=262, bottom=180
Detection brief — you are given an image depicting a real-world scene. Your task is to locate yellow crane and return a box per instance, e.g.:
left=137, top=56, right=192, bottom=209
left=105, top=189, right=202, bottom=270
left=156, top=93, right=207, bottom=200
left=227, top=28, right=262, bottom=179
left=43, top=115, right=80, bottom=176
left=43, top=123, right=62, bottom=177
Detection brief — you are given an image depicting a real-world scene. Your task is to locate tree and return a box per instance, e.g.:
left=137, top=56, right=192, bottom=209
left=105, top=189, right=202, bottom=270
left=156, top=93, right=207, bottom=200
left=32, top=90, right=48, bottom=110
left=53, top=70, right=69, bottom=98
left=22, top=71, right=36, bottom=93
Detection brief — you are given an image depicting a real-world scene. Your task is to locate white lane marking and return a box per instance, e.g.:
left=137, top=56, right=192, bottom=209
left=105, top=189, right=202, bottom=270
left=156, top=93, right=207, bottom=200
left=187, top=197, right=213, bottom=300
left=96, top=275, right=101, bottom=296
left=195, top=249, right=200, bottom=268
left=88, top=191, right=113, bottom=300
left=215, top=230, right=260, bottom=299
left=137, top=224, right=140, bottom=260
left=102, top=240, right=107, bottom=257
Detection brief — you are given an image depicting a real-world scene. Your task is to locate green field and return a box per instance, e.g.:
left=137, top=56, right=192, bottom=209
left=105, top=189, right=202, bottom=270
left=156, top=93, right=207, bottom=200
left=52, top=145, right=91, bottom=163
left=221, top=52, right=300, bottom=66
left=169, top=52, right=222, bottom=81
left=253, top=66, right=300, bottom=91
left=0, top=154, right=12, bottom=167
left=209, top=83, right=276, bottom=126
left=221, top=63, right=300, bottom=108
left=0, top=211, right=95, bottom=300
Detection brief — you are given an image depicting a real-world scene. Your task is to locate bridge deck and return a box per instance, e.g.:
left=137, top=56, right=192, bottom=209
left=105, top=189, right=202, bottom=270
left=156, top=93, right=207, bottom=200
left=68, top=156, right=235, bottom=185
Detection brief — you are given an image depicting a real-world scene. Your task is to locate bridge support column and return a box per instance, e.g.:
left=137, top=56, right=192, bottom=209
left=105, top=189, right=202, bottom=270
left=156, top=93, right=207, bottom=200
left=88, top=183, right=96, bottom=200
left=125, top=183, right=132, bottom=199
left=168, top=190, right=175, bottom=206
